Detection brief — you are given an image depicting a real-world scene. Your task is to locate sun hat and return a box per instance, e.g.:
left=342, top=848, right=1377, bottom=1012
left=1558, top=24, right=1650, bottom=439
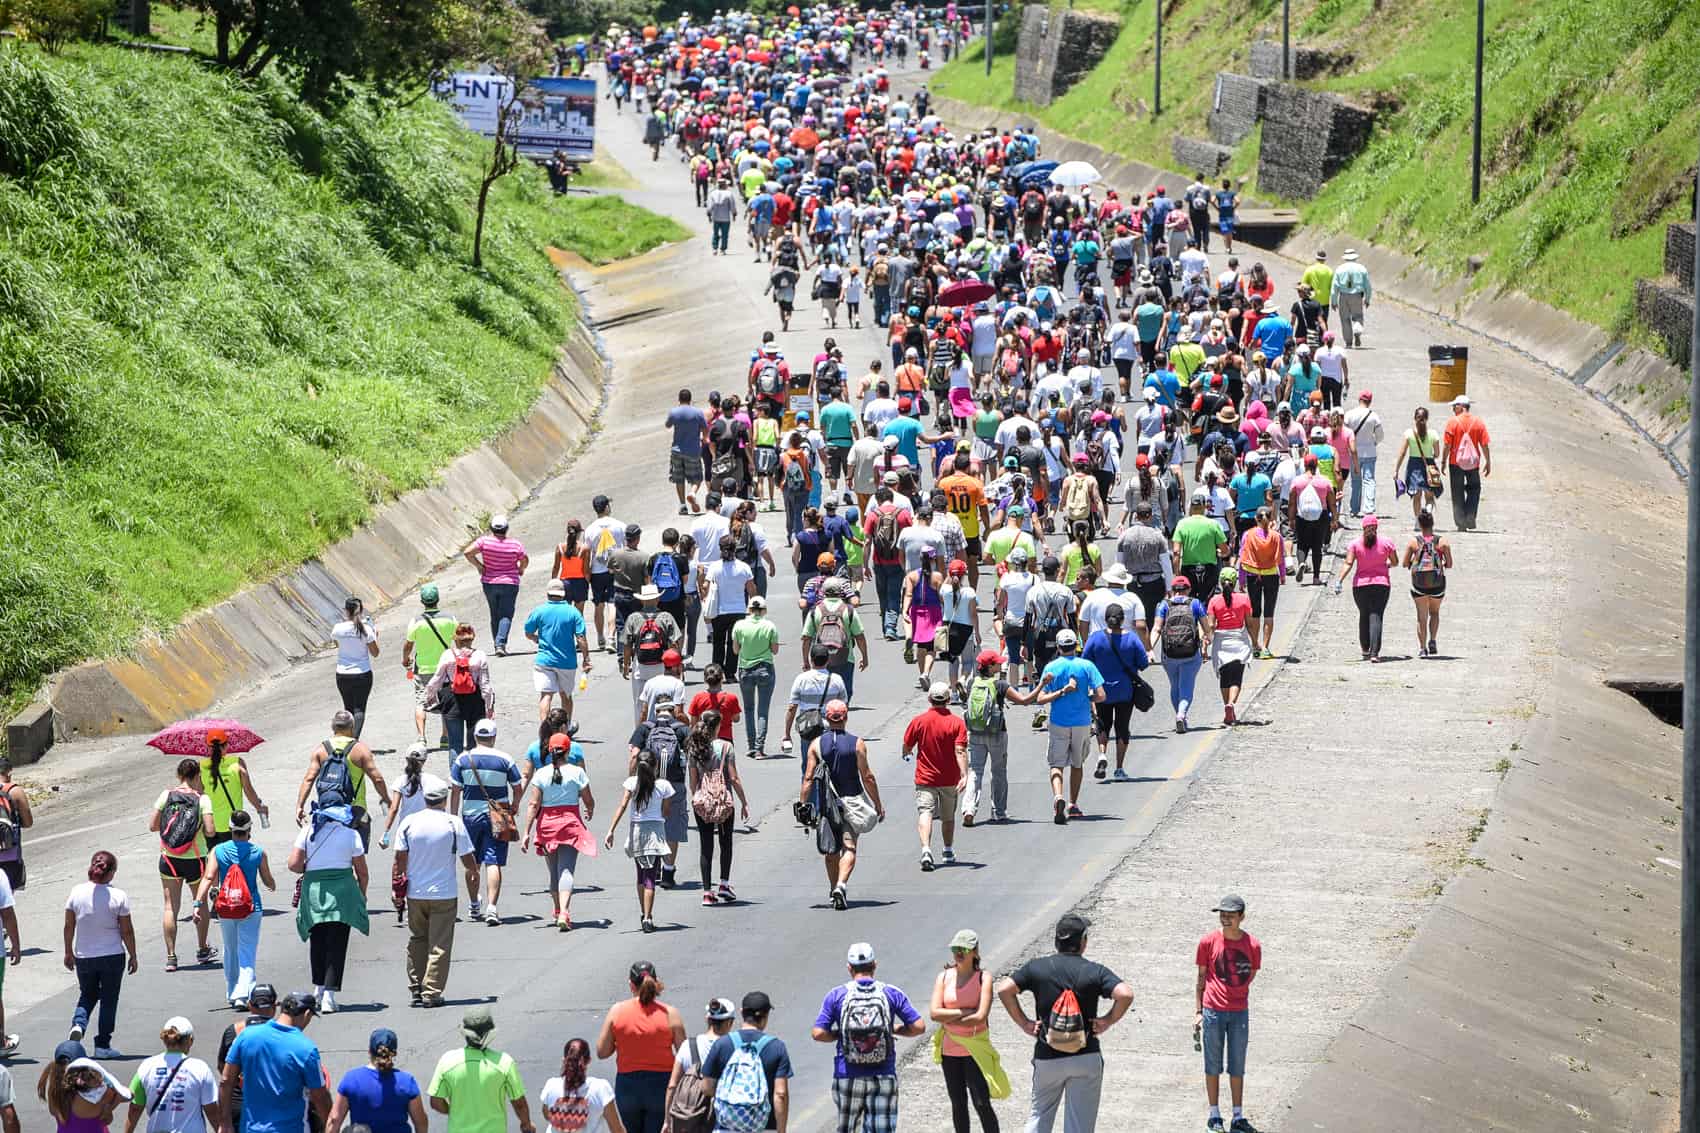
left=637, top=584, right=662, bottom=601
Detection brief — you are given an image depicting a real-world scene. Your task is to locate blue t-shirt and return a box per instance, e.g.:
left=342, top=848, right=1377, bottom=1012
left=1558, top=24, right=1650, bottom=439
left=524, top=601, right=586, bottom=670
left=532, top=764, right=590, bottom=807
left=336, top=1066, right=420, bottom=1133
left=1038, top=656, right=1104, bottom=727
left=701, top=1029, right=794, bottom=1130
left=212, top=840, right=265, bottom=912
left=1252, top=315, right=1291, bottom=358
left=750, top=194, right=775, bottom=222
left=1133, top=302, right=1166, bottom=341
left=1228, top=471, right=1272, bottom=516
left=1081, top=631, right=1149, bottom=703
left=814, top=979, right=922, bottom=1079
left=1143, top=370, right=1181, bottom=408
left=667, top=404, right=707, bottom=456
left=881, top=416, right=923, bottom=466
left=225, top=1022, right=323, bottom=1133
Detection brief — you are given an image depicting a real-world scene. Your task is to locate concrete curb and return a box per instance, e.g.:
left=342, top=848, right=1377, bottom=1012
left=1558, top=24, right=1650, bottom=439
left=39, top=284, right=611, bottom=749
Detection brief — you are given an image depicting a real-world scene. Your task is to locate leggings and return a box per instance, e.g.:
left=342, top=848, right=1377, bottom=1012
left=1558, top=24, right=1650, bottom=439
left=1245, top=574, right=1279, bottom=618
left=615, top=1070, right=670, bottom=1133
left=545, top=846, right=580, bottom=898
left=697, top=816, right=734, bottom=889
left=710, top=612, right=743, bottom=671
left=335, top=671, right=373, bottom=738
left=683, top=593, right=701, bottom=656
left=1092, top=699, right=1134, bottom=744
left=943, top=1053, right=1000, bottom=1133
left=309, top=921, right=351, bottom=990
left=1295, top=517, right=1329, bottom=576
left=1353, top=583, right=1390, bottom=656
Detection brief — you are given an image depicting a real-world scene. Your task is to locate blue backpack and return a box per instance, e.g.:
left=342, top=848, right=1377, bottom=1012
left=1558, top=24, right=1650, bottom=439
left=712, top=1033, right=773, bottom=1133
left=651, top=553, right=683, bottom=603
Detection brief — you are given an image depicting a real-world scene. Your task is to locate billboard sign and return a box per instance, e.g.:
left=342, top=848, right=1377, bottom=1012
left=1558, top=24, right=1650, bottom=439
left=434, top=73, right=596, bottom=162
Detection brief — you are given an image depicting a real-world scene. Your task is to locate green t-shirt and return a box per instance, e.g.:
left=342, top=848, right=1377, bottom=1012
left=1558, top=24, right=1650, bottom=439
left=1173, top=514, right=1228, bottom=566
left=844, top=524, right=866, bottom=568
left=820, top=400, right=856, bottom=447
left=1060, top=543, right=1102, bottom=586
left=406, top=611, right=458, bottom=676
left=428, top=1047, right=524, bottom=1133
left=740, top=167, right=766, bottom=197
left=1170, top=342, right=1207, bottom=386
left=985, top=526, right=1039, bottom=566
left=731, top=616, right=779, bottom=668
left=974, top=411, right=1002, bottom=441
left=802, top=598, right=863, bottom=643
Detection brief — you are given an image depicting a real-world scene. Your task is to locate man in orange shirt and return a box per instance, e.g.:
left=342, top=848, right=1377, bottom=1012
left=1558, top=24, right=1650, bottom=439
left=1438, top=394, right=1491, bottom=532
left=894, top=346, right=928, bottom=414
left=936, top=454, right=991, bottom=588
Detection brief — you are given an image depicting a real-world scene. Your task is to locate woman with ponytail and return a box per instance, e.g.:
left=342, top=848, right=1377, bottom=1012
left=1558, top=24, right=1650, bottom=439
left=685, top=709, right=749, bottom=906
left=126, top=1016, right=220, bottom=1133
left=602, top=755, right=674, bottom=934
left=596, top=962, right=685, bottom=1133
left=330, top=1027, right=427, bottom=1133
left=540, top=1037, right=624, bottom=1133
left=198, top=729, right=268, bottom=850
left=521, top=734, right=598, bottom=931
left=380, top=743, right=432, bottom=926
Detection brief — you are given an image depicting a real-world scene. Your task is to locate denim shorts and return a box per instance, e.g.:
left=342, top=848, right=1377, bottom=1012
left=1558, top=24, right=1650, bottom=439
left=462, top=812, right=509, bottom=867
left=1202, top=1007, right=1248, bottom=1077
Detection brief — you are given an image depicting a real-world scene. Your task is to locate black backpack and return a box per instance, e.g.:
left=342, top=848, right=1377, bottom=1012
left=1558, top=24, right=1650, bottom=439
left=1161, top=601, right=1200, bottom=659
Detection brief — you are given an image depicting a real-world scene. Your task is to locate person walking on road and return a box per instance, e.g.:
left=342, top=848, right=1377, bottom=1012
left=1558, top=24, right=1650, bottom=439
left=45, top=1044, right=126, bottom=1130
left=800, top=578, right=869, bottom=701
left=198, top=733, right=268, bottom=854
left=1081, top=605, right=1150, bottom=778
left=1196, top=895, right=1262, bottom=1133
left=707, top=178, right=739, bottom=256
left=525, top=580, right=591, bottom=723
left=812, top=942, right=927, bottom=1133
left=463, top=515, right=528, bottom=656
left=1333, top=514, right=1400, bottom=662
left=1207, top=569, right=1254, bottom=726
left=150, top=759, right=217, bottom=973
left=1236, top=507, right=1284, bottom=659
left=596, top=961, right=687, bottom=1133
left=0, top=760, right=32, bottom=894
left=423, top=624, right=496, bottom=758
left=403, top=585, right=459, bottom=745
left=330, top=1027, right=429, bottom=1133
left=1439, top=394, right=1491, bottom=532
left=995, top=914, right=1135, bottom=1133
left=702, top=990, right=793, bottom=1133
left=1403, top=509, right=1454, bottom=658
left=1037, top=631, right=1102, bottom=823
left=219, top=991, right=330, bottom=1133
left=585, top=495, right=628, bottom=653
left=703, top=534, right=757, bottom=672
left=1392, top=406, right=1440, bottom=524
left=396, top=776, right=475, bottom=1006
left=520, top=735, right=597, bottom=932
left=429, top=1007, right=534, bottom=1133
left=192, top=809, right=273, bottom=1010
left=904, top=683, right=969, bottom=873
left=1329, top=249, right=1371, bottom=347
left=1342, top=391, right=1384, bottom=519
left=961, top=650, right=1049, bottom=825
left=685, top=711, right=750, bottom=907
left=1286, top=455, right=1336, bottom=586
left=1172, top=489, right=1227, bottom=601
left=288, top=797, right=368, bottom=1015
left=295, top=709, right=392, bottom=849
left=65, top=851, right=137, bottom=1059
left=665, top=998, right=732, bottom=1129
left=733, top=597, right=780, bottom=756
left=1152, top=577, right=1210, bottom=733
left=602, top=754, right=675, bottom=934
left=931, top=929, right=1006, bottom=1133
left=329, top=596, right=379, bottom=739
left=542, top=1037, right=624, bottom=1133
left=801, top=701, right=883, bottom=910
left=126, top=1015, right=220, bottom=1133
left=449, top=719, right=523, bottom=926
left=0, top=867, right=18, bottom=1058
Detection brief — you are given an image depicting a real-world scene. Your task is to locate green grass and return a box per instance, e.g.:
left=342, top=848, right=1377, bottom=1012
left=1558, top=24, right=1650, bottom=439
left=0, top=40, right=679, bottom=714
left=553, top=195, right=688, bottom=263
left=933, top=0, right=1700, bottom=339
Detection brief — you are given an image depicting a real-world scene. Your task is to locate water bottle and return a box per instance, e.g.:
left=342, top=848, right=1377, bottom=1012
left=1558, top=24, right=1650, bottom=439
left=259, top=810, right=271, bottom=830
left=578, top=671, right=589, bottom=692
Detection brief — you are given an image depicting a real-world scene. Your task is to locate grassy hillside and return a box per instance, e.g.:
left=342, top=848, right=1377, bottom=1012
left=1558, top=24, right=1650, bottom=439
left=934, top=0, right=1700, bottom=343
left=0, top=42, right=683, bottom=710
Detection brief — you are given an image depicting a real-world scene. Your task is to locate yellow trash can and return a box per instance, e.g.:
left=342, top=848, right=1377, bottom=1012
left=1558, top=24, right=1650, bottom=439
left=1427, top=345, right=1469, bottom=402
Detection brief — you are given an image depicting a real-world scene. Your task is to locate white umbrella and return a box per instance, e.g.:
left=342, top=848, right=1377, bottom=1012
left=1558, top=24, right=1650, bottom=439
left=1048, top=160, right=1102, bottom=188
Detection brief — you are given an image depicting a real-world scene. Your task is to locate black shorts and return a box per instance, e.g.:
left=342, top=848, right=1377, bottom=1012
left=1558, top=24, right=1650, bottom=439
left=159, top=854, right=203, bottom=883
left=1217, top=660, right=1246, bottom=690
left=0, top=859, right=24, bottom=892
left=562, top=577, right=590, bottom=603
left=1114, top=358, right=1134, bottom=381
left=590, top=574, right=615, bottom=604
left=939, top=622, right=974, bottom=660
left=1411, top=581, right=1447, bottom=599
left=825, top=445, right=850, bottom=479
left=965, top=536, right=982, bottom=559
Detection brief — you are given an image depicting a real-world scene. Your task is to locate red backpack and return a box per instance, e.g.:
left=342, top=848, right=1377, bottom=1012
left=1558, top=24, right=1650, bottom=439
left=214, top=859, right=255, bottom=919
left=1043, top=988, right=1089, bottom=1053
left=451, top=650, right=477, bottom=695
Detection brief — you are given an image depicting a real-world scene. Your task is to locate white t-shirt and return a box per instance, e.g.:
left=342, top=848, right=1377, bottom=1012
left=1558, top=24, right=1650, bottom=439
left=708, top=560, right=755, bottom=615
left=1315, top=344, right=1347, bottom=382
left=639, top=674, right=688, bottom=721
left=788, top=668, right=847, bottom=708
left=66, top=881, right=130, bottom=958
left=292, top=820, right=365, bottom=871
left=585, top=516, right=626, bottom=573
left=331, top=620, right=375, bottom=675
left=690, top=513, right=731, bottom=565
left=998, top=570, right=1035, bottom=620
left=622, top=778, right=676, bottom=824
left=674, top=1032, right=720, bottom=1071
left=897, top=525, right=946, bottom=573
left=395, top=809, right=473, bottom=900
left=539, top=1076, right=617, bottom=1133
left=130, top=1053, right=218, bottom=1133
left=1078, top=588, right=1146, bottom=636
left=1109, top=321, right=1138, bottom=360
left=863, top=397, right=901, bottom=432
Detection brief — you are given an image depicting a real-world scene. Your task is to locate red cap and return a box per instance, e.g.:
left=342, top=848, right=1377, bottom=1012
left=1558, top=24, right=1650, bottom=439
left=975, top=648, right=1007, bottom=666
left=948, top=558, right=968, bottom=576
left=547, top=733, right=572, bottom=751
left=1134, top=453, right=1150, bottom=469
left=1358, top=390, right=1373, bottom=403
left=1171, top=575, right=1191, bottom=590
left=898, top=396, right=913, bottom=411
left=662, top=649, right=683, bottom=667
left=1072, top=452, right=1089, bottom=464
left=206, top=727, right=229, bottom=744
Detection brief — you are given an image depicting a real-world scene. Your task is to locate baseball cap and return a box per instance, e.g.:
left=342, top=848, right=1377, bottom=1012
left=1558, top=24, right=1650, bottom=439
left=547, top=734, right=572, bottom=752
left=1190, top=487, right=1209, bottom=506
left=1055, top=628, right=1079, bottom=650
left=882, top=470, right=900, bottom=485
left=207, top=726, right=229, bottom=743
left=823, top=577, right=846, bottom=598
left=1172, top=575, right=1192, bottom=590
left=1452, top=394, right=1471, bottom=406
left=54, top=1040, right=87, bottom=1064
left=949, top=928, right=979, bottom=951
left=824, top=698, right=849, bottom=722
left=421, top=774, right=451, bottom=802
left=625, top=523, right=643, bottom=539
left=1003, top=454, right=1020, bottom=469
left=474, top=719, right=498, bottom=738
left=163, top=1015, right=194, bottom=1036
left=883, top=435, right=900, bottom=450
left=1212, top=894, right=1247, bottom=914
left=928, top=681, right=951, bottom=703
left=662, top=649, right=684, bottom=667
left=1309, top=426, right=1326, bottom=440
left=947, top=558, right=967, bottom=576
left=847, top=942, right=877, bottom=966
left=460, top=1004, right=496, bottom=1045
left=370, top=1027, right=400, bottom=1056
left=707, top=998, right=737, bottom=1021
left=1142, top=387, right=1158, bottom=401
left=1297, top=344, right=1311, bottom=356
left=1359, top=390, right=1373, bottom=403
left=420, top=583, right=440, bottom=607
left=1008, top=504, right=1028, bottom=518
left=248, top=983, right=279, bottom=1008
left=1071, top=452, right=1088, bottom=465
left=1362, top=514, right=1380, bottom=527
left=282, top=990, right=319, bottom=1015
left=1007, top=544, right=1030, bottom=563
left=1055, top=913, right=1089, bottom=947
left=490, top=513, right=510, bottom=530
left=546, top=579, right=567, bottom=598
left=975, top=648, right=1006, bottom=667
left=741, top=991, right=774, bottom=1017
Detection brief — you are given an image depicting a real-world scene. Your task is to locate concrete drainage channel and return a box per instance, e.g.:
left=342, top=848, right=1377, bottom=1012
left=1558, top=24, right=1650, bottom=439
left=1604, top=676, right=1685, bottom=727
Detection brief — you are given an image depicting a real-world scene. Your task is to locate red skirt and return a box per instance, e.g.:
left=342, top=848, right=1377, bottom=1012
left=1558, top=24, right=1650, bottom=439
left=536, top=804, right=598, bottom=857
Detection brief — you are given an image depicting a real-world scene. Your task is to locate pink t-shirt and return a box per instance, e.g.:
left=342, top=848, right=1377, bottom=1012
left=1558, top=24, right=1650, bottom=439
left=1348, top=535, right=1398, bottom=587
left=473, top=535, right=527, bottom=585
left=1329, top=426, right=1354, bottom=470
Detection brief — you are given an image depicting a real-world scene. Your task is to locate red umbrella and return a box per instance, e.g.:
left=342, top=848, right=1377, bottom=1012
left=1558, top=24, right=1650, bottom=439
left=147, top=718, right=266, bottom=757
left=937, top=279, right=996, bottom=307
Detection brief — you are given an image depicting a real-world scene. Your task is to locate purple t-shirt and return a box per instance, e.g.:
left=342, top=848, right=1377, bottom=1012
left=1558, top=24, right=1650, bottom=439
left=473, top=535, right=527, bottom=586
left=814, top=978, right=921, bottom=1078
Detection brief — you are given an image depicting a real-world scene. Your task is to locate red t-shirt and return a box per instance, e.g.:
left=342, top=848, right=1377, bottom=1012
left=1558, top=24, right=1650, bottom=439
left=1207, top=592, right=1252, bottom=632
left=903, top=707, right=967, bottom=787
left=1195, top=930, right=1261, bottom=1011
left=688, top=690, right=741, bottom=741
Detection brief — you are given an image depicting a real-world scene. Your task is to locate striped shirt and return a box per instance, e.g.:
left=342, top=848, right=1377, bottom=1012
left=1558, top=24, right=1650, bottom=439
left=451, top=749, right=521, bottom=817
left=472, top=535, right=527, bottom=585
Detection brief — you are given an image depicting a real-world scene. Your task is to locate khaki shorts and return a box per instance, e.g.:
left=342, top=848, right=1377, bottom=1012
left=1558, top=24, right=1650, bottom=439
left=533, top=666, right=578, bottom=695
left=1046, top=724, right=1093, bottom=769
left=914, top=785, right=960, bottom=817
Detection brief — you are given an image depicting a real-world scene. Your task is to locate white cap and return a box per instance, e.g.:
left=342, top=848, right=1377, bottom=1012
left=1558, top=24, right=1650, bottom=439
left=1142, top=387, right=1158, bottom=401
left=882, top=435, right=899, bottom=448
left=847, top=942, right=876, bottom=965
left=1452, top=394, right=1471, bottom=406
left=927, top=681, right=951, bottom=702
left=490, top=513, right=510, bottom=530
left=164, top=1015, right=194, bottom=1036
left=1055, top=629, right=1079, bottom=650
left=474, top=719, right=498, bottom=738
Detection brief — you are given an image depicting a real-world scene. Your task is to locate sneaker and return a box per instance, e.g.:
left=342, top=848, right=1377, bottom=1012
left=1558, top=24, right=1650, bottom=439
left=717, top=882, right=735, bottom=902
left=1224, top=705, right=1236, bottom=725
left=1113, top=768, right=1130, bottom=781
left=94, top=1046, right=122, bottom=1060
left=231, top=999, right=248, bottom=1012
left=318, top=989, right=338, bottom=1014
left=1295, top=561, right=1306, bottom=584
left=940, top=848, right=955, bottom=864
left=642, top=917, right=655, bottom=933
left=558, top=915, right=573, bottom=932
left=467, top=899, right=481, bottom=921
left=421, top=995, right=445, bottom=1009
left=962, top=812, right=975, bottom=827
left=661, top=866, right=677, bottom=889
left=1066, top=804, right=1084, bottom=819
left=920, top=849, right=935, bottom=872
left=196, top=946, right=219, bottom=965
left=1229, top=1119, right=1256, bottom=1133
left=1094, top=755, right=1108, bottom=780
left=0, top=1034, right=17, bottom=1057
left=991, top=810, right=1008, bottom=822
left=1176, top=717, right=1188, bottom=734
left=1053, top=797, right=1068, bottom=825
left=1428, top=638, right=1438, bottom=656
left=164, top=955, right=178, bottom=973
left=1207, top=1119, right=1227, bottom=1133
left=1031, top=710, right=1047, bottom=730
left=703, top=892, right=719, bottom=907
left=395, top=909, right=406, bottom=927
left=68, top=1024, right=85, bottom=1042
left=410, top=992, right=425, bottom=1008
left=484, top=907, right=500, bottom=926
left=831, top=886, right=848, bottom=910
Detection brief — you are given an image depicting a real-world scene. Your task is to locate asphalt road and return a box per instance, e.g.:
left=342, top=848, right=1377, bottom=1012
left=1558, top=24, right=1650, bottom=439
left=4, top=65, right=1327, bottom=1130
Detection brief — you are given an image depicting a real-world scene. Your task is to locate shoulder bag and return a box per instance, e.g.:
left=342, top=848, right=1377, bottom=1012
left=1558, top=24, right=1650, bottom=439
left=475, top=760, right=519, bottom=842
left=820, top=733, right=879, bottom=834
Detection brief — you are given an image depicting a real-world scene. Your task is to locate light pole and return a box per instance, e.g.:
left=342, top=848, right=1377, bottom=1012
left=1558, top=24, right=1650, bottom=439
left=1683, top=135, right=1700, bottom=1133
left=985, top=1, right=992, bottom=76
left=1281, top=0, right=1290, bottom=79
left=1154, top=0, right=1162, bottom=115
left=1471, top=0, right=1484, bottom=204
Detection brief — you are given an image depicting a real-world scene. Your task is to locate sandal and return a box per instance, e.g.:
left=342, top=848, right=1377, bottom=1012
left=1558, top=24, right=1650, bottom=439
left=165, top=954, right=178, bottom=973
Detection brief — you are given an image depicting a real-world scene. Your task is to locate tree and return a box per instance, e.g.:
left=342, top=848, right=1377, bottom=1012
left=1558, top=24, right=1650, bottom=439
left=466, top=0, right=549, bottom=268
left=6, top=0, right=112, bottom=53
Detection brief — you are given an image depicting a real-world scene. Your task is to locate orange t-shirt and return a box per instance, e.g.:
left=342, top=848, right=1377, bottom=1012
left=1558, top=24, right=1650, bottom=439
left=1441, top=413, right=1490, bottom=468
left=556, top=544, right=589, bottom=580
left=608, top=998, right=675, bottom=1073
left=1238, top=527, right=1283, bottom=575
left=894, top=363, right=927, bottom=393
left=937, top=473, right=989, bottom=538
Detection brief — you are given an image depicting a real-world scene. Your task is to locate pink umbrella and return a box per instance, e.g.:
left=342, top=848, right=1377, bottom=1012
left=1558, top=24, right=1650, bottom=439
left=937, top=279, right=996, bottom=307
left=147, top=718, right=266, bottom=757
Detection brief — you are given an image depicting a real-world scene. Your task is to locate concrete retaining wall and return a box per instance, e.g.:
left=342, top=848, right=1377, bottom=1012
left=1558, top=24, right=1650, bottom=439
left=1171, top=136, right=1232, bottom=177
left=1665, top=220, right=1694, bottom=289
left=1636, top=277, right=1695, bottom=368
left=1013, top=5, right=1120, bottom=107
left=1256, top=83, right=1375, bottom=199
left=43, top=312, right=609, bottom=742
left=1208, top=72, right=1267, bottom=146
